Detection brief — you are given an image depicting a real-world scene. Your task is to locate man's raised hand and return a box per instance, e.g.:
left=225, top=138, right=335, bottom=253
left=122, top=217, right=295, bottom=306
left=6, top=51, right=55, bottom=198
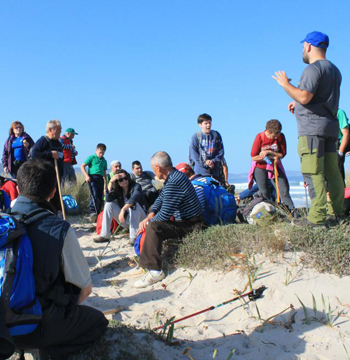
left=272, top=71, right=291, bottom=88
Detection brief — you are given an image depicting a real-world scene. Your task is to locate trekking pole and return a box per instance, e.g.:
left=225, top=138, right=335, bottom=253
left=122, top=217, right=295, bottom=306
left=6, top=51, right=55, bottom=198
left=54, top=159, right=66, bottom=220
left=153, top=285, right=267, bottom=331
left=273, top=158, right=280, bottom=203
left=304, top=182, right=309, bottom=216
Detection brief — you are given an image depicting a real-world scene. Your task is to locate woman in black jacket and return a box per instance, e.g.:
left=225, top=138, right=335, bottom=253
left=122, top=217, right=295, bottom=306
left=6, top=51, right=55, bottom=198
left=94, top=170, right=147, bottom=244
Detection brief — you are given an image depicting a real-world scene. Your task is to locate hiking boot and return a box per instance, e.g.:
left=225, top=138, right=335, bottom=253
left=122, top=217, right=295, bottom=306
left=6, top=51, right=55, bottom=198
left=292, top=218, right=326, bottom=228
left=134, top=270, right=165, bottom=288
left=327, top=214, right=348, bottom=226
left=128, top=237, right=136, bottom=245
left=93, top=236, right=110, bottom=243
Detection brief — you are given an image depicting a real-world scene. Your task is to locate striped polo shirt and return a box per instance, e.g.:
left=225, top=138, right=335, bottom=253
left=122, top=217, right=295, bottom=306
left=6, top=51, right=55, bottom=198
left=151, top=169, right=203, bottom=222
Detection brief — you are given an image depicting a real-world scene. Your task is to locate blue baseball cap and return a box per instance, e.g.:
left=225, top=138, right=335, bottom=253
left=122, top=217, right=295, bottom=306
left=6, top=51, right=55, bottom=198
left=300, top=31, right=329, bottom=48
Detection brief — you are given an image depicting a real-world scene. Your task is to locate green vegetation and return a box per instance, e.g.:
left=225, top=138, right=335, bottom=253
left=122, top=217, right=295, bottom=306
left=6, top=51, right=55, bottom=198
left=176, top=222, right=350, bottom=276
left=62, top=174, right=90, bottom=214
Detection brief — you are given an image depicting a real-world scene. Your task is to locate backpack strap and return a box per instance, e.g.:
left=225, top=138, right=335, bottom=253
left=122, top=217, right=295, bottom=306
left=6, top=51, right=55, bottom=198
left=10, top=208, right=52, bottom=226
left=192, top=177, right=220, bottom=187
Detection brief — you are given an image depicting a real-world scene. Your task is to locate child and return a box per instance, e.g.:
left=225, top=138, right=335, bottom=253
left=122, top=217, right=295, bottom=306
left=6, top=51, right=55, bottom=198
left=189, top=113, right=224, bottom=182
left=81, top=143, right=108, bottom=218
left=250, top=119, right=294, bottom=211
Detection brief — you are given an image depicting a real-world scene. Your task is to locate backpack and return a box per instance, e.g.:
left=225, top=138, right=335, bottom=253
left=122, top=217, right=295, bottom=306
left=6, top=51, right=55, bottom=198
left=0, top=210, right=48, bottom=339
left=238, top=195, right=276, bottom=226
left=95, top=212, right=118, bottom=235
left=191, top=177, right=237, bottom=225
left=134, top=230, right=146, bottom=256
left=62, top=195, right=80, bottom=215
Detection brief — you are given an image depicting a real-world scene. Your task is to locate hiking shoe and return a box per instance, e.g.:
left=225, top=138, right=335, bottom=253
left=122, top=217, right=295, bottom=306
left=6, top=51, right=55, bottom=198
left=292, top=218, right=326, bottom=228
left=93, top=236, right=110, bottom=243
left=327, top=214, right=348, bottom=226
left=128, top=237, right=136, bottom=245
left=134, top=270, right=165, bottom=288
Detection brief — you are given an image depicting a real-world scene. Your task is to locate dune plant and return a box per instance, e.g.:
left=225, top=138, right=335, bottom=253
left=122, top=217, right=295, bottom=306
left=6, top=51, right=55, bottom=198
left=295, top=294, right=311, bottom=325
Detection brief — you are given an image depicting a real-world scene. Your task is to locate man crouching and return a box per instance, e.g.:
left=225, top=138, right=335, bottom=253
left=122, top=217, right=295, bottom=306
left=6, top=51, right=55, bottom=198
left=12, top=159, right=108, bottom=359
left=134, top=151, right=203, bottom=288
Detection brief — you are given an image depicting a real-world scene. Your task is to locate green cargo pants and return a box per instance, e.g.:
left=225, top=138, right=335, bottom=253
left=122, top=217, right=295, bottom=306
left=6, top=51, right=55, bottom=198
left=298, top=136, right=344, bottom=224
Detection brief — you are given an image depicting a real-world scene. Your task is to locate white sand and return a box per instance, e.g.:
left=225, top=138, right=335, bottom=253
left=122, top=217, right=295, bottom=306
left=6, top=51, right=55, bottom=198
left=73, top=220, right=350, bottom=360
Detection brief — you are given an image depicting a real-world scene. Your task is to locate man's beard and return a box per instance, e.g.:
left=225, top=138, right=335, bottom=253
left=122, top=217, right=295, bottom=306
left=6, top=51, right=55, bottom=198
left=302, top=51, right=310, bottom=64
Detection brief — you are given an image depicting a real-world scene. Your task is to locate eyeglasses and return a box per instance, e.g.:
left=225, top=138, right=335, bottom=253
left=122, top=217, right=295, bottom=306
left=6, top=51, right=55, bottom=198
left=15, top=126, right=23, bottom=130
left=118, top=177, right=128, bottom=183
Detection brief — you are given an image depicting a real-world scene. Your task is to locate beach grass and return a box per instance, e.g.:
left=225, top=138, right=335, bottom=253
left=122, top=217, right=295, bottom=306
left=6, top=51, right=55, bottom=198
left=175, top=222, right=350, bottom=276
left=62, top=174, right=90, bottom=214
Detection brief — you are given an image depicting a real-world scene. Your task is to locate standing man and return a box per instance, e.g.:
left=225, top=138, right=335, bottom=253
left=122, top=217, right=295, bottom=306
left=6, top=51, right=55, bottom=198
left=31, top=120, right=64, bottom=211
left=60, top=127, right=79, bottom=186
left=273, top=31, right=344, bottom=226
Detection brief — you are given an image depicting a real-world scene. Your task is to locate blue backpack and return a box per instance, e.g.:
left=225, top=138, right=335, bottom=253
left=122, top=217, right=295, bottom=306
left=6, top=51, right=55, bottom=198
left=191, top=177, right=237, bottom=225
left=0, top=210, right=47, bottom=338
left=62, top=195, right=80, bottom=215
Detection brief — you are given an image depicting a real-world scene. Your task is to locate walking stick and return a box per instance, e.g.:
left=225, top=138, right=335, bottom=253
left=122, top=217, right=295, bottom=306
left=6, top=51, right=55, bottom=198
left=273, top=158, right=280, bottom=203
left=153, top=286, right=267, bottom=331
left=304, top=182, right=309, bottom=215
left=54, top=159, right=66, bottom=220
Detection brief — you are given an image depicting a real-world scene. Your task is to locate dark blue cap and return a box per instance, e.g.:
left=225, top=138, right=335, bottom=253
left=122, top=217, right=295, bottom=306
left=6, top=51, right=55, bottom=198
left=300, top=31, right=329, bottom=48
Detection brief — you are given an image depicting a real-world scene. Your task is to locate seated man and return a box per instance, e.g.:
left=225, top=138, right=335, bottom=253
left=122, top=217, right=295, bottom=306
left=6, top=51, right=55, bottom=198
left=134, top=152, right=203, bottom=289
left=130, top=160, right=159, bottom=207
left=106, top=160, right=122, bottom=187
left=12, top=160, right=108, bottom=359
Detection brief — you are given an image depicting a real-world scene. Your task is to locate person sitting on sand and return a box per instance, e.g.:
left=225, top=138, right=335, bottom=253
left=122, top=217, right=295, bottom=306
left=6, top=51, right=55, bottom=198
left=130, top=160, right=159, bottom=207
left=134, top=152, right=203, bottom=288
left=250, top=119, right=295, bottom=212
left=106, top=160, right=122, bottom=187
left=93, top=169, right=148, bottom=245
left=11, top=159, right=108, bottom=359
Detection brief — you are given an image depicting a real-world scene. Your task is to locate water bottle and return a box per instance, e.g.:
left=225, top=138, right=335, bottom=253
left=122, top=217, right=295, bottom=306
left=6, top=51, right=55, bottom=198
left=264, top=156, right=272, bottom=165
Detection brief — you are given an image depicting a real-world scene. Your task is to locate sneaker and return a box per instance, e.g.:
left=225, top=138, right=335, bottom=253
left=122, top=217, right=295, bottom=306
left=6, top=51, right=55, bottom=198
left=93, top=236, right=110, bottom=243
left=292, top=218, right=326, bottom=228
left=134, top=270, right=165, bottom=288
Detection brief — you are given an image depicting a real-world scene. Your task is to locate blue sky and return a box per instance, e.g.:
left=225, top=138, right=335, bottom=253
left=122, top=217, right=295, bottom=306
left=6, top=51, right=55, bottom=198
left=1, top=0, right=350, bottom=174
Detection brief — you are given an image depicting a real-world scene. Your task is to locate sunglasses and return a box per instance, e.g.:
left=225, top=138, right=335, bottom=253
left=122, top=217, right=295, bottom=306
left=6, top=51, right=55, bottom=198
left=118, top=177, right=128, bottom=183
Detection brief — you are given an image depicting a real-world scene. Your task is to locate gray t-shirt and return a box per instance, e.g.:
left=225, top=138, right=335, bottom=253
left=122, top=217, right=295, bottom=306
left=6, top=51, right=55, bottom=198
left=131, top=171, right=156, bottom=193
left=62, top=226, right=91, bottom=289
left=295, top=60, right=342, bottom=138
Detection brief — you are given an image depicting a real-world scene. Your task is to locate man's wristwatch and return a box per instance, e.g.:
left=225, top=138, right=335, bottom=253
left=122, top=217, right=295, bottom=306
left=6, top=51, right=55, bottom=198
left=338, top=151, right=344, bottom=157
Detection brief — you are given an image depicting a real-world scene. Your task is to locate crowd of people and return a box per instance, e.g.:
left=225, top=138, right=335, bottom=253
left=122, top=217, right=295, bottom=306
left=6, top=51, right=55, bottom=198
left=0, top=30, right=349, bottom=359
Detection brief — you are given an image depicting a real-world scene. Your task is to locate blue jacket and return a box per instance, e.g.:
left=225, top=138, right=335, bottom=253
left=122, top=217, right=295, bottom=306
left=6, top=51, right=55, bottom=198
left=189, top=130, right=224, bottom=180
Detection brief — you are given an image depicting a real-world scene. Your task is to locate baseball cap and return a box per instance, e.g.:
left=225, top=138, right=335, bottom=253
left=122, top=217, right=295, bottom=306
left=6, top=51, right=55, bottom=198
left=65, top=128, right=78, bottom=135
left=175, top=162, right=191, bottom=173
left=300, top=31, right=329, bottom=48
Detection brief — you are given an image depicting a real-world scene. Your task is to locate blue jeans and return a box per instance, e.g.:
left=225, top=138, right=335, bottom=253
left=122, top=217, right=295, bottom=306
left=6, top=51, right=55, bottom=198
left=89, top=175, right=104, bottom=214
